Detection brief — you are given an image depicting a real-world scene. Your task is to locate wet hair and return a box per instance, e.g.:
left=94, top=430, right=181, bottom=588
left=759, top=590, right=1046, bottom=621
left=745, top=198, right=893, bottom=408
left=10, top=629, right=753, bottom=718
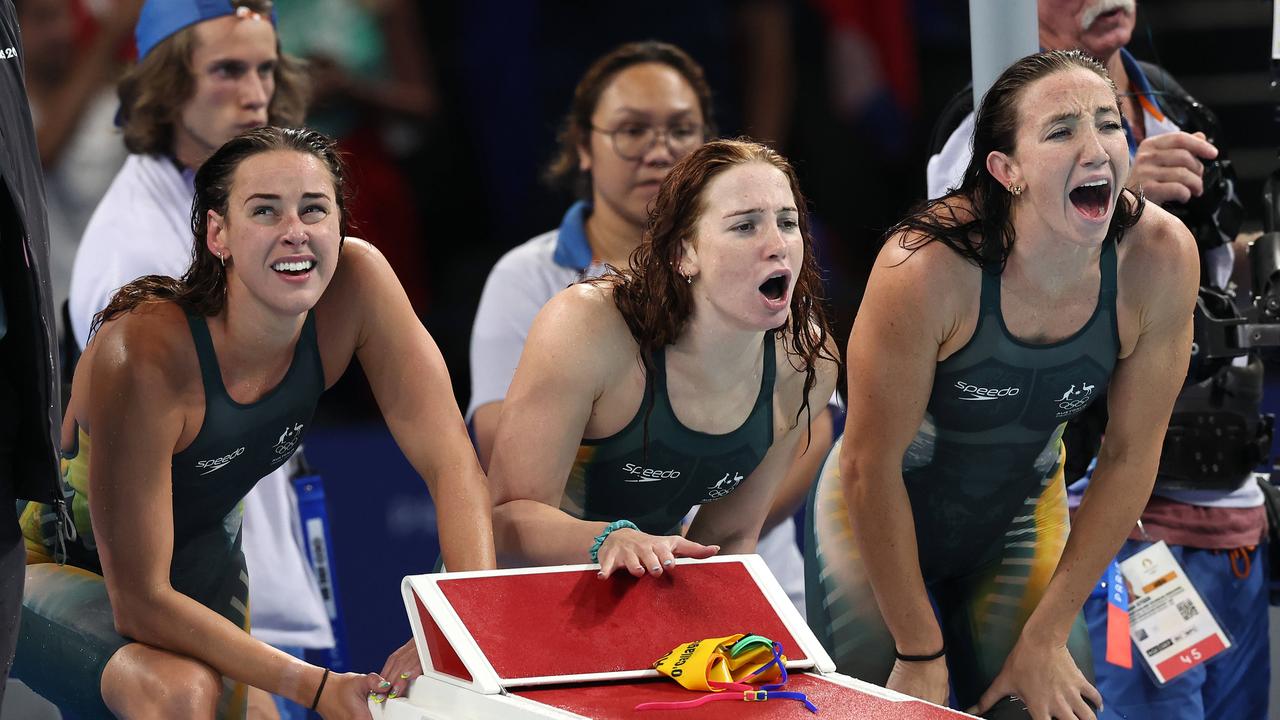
left=544, top=40, right=717, bottom=200
left=891, top=49, right=1144, bottom=270
left=591, top=139, right=835, bottom=435
left=92, top=127, right=349, bottom=336
left=117, top=0, right=310, bottom=157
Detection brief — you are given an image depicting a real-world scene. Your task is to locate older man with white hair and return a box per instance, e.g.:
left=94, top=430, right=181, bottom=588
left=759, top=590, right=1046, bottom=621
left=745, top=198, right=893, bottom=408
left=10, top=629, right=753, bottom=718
left=927, top=2, right=1265, bottom=720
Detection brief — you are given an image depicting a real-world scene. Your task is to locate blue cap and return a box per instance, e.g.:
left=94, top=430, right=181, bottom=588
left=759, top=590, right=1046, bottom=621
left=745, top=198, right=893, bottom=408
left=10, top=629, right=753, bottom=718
left=135, top=0, right=276, bottom=61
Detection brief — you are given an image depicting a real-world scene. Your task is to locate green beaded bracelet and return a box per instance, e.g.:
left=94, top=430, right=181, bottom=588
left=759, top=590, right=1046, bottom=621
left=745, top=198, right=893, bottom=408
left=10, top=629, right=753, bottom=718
left=589, top=519, right=639, bottom=563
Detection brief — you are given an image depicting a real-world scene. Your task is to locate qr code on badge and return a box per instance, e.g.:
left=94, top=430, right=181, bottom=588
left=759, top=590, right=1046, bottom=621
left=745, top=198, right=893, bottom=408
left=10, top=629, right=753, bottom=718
left=1177, top=599, right=1199, bottom=621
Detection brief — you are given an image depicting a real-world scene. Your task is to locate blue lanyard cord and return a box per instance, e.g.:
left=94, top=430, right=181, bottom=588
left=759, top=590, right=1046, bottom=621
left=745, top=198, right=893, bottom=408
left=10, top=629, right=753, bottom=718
left=745, top=641, right=789, bottom=689
left=750, top=690, right=820, bottom=713
left=733, top=643, right=816, bottom=710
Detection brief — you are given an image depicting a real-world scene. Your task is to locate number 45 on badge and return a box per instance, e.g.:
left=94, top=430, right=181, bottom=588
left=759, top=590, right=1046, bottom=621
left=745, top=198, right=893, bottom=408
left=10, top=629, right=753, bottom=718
left=1119, top=541, right=1232, bottom=684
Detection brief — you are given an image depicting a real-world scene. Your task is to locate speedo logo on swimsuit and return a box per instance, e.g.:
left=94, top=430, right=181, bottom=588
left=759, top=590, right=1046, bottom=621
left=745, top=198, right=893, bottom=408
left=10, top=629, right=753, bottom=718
left=954, top=380, right=1021, bottom=401
left=196, top=446, right=246, bottom=475
left=621, top=463, right=681, bottom=482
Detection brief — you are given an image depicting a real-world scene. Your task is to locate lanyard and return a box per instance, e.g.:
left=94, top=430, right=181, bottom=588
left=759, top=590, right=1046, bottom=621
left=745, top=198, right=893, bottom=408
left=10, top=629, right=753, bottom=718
left=636, top=639, right=818, bottom=713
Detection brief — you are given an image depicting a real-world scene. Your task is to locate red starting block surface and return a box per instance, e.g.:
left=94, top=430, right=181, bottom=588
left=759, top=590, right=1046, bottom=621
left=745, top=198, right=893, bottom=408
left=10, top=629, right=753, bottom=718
left=516, top=675, right=970, bottom=720
left=385, top=555, right=975, bottom=719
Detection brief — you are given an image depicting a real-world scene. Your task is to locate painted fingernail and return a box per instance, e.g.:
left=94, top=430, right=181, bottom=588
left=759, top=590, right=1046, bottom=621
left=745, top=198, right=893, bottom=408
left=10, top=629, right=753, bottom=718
left=374, top=694, right=386, bottom=704
left=368, top=692, right=378, bottom=701
left=650, top=566, right=661, bottom=572
left=662, top=559, right=674, bottom=566
left=379, top=680, right=392, bottom=689
left=597, top=571, right=605, bottom=579
left=388, top=691, right=399, bottom=699
left=400, top=672, right=411, bottom=679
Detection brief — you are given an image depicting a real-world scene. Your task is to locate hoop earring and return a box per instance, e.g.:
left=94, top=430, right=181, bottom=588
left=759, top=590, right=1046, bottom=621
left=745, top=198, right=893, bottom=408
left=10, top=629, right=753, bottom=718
left=219, top=252, right=226, bottom=268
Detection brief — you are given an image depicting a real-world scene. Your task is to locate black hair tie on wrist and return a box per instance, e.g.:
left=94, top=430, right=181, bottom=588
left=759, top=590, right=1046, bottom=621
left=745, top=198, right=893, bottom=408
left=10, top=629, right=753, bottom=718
left=310, top=668, right=331, bottom=711
left=894, top=645, right=946, bottom=662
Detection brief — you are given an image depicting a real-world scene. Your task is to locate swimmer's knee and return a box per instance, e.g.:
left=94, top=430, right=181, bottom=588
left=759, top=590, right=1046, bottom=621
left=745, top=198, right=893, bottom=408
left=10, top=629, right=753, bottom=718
left=101, top=644, right=222, bottom=719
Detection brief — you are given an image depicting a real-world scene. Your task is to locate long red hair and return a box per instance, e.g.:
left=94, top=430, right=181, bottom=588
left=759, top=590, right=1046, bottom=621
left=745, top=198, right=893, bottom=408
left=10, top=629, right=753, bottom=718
left=593, top=139, right=835, bottom=433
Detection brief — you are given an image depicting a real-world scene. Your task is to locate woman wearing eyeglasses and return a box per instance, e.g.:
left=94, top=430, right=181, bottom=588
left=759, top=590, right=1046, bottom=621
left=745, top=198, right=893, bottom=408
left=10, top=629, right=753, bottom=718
left=467, top=41, right=713, bottom=467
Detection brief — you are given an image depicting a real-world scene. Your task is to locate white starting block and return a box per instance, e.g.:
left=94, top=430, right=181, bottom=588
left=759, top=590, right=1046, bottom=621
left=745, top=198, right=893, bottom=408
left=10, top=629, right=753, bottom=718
left=377, top=555, right=977, bottom=719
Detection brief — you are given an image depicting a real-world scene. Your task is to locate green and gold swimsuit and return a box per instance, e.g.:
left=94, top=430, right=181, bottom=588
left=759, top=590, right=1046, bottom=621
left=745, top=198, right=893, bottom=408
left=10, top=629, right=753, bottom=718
left=807, top=240, right=1119, bottom=707
left=15, top=310, right=324, bottom=719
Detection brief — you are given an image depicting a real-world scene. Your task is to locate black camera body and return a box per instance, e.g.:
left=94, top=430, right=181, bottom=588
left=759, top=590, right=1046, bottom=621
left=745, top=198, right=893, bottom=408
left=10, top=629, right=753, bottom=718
left=1173, top=165, right=1280, bottom=493
left=1159, top=99, right=1245, bottom=264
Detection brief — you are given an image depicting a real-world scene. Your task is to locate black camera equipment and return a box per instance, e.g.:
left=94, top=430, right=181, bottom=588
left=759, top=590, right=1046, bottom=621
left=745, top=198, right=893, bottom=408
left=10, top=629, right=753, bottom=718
left=1166, top=32, right=1280, bottom=492
left=1161, top=100, right=1246, bottom=264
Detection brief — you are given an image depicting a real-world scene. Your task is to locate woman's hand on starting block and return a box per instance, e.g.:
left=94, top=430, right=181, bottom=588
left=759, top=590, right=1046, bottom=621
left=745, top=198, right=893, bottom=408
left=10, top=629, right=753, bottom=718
left=377, top=638, right=422, bottom=702
left=970, top=634, right=1102, bottom=720
left=318, top=670, right=387, bottom=719
left=597, top=528, right=719, bottom=579
left=886, top=655, right=950, bottom=708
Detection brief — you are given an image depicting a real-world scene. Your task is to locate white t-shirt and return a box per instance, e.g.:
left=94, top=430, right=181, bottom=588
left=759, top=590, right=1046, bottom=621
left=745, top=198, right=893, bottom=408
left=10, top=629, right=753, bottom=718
left=924, top=76, right=1258, bottom=510
left=69, top=153, right=335, bottom=648
left=467, top=202, right=604, bottom=419
left=468, top=201, right=808, bottom=617
left=70, top=154, right=194, bottom=350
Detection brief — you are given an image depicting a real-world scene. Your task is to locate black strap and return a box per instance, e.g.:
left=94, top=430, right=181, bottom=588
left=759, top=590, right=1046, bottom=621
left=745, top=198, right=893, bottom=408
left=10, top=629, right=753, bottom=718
left=895, top=644, right=946, bottom=662
left=310, top=668, right=330, bottom=711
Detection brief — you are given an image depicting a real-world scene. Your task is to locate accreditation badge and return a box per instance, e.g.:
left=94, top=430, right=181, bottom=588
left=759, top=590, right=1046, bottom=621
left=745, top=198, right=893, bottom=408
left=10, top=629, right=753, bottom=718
left=1119, top=541, right=1231, bottom=684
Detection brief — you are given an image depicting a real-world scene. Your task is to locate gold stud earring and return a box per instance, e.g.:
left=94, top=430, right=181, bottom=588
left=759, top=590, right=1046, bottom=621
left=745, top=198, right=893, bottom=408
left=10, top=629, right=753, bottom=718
left=1009, top=183, right=1023, bottom=196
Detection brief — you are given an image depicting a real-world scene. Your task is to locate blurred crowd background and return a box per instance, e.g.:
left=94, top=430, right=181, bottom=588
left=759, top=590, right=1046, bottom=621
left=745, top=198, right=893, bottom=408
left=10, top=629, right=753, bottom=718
left=13, top=0, right=1277, bottom=687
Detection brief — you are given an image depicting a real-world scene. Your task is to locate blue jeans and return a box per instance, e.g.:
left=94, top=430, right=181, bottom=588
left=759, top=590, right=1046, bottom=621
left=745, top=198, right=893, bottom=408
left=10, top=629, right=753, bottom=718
left=1085, top=541, right=1269, bottom=720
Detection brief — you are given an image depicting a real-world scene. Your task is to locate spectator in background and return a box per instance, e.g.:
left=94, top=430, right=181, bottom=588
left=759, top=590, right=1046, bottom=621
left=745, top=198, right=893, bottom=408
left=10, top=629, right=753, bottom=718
left=0, top=0, right=63, bottom=702
left=453, top=0, right=793, bottom=260
left=274, top=0, right=436, bottom=316
left=63, top=2, right=333, bottom=717
left=468, top=41, right=828, bottom=617
left=17, top=0, right=136, bottom=330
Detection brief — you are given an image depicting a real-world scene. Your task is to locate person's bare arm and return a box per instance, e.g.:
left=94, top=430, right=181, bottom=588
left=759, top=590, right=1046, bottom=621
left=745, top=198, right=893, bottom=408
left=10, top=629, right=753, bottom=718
left=341, top=242, right=494, bottom=572
left=87, top=314, right=379, bottom=716
left=763, top=405, right=833, bottom=532
left=471, top=402, right=502, bottom=472
left=489, top=286, right=632, bottom=565
left=974, top=209, right=1200, bottom=720
left=841, top=237, right=963, bottom=705
left=689, top=349, right=838, bottom=549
